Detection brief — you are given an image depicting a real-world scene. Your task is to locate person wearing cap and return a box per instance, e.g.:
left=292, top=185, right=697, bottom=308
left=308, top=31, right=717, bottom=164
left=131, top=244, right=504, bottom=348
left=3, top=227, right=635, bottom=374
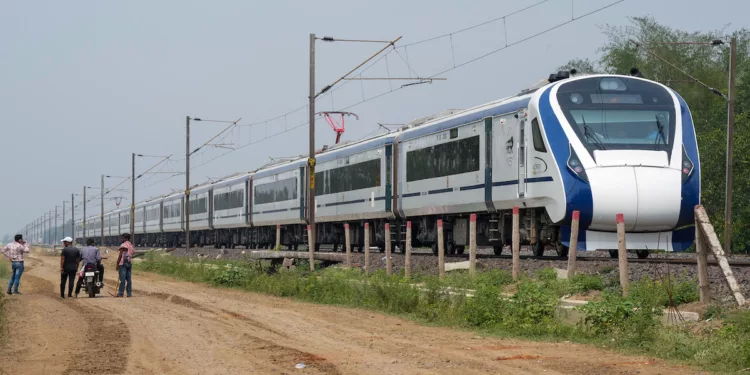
left=2, top=234, right=30, bottom=295
left=59, top=237, right=80, bottom=299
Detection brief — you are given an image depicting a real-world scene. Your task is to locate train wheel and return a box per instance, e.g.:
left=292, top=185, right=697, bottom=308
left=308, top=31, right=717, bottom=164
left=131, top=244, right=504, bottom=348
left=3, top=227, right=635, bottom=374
left=455, top=245, right=465, bottom=255
left=636, top=250, right=649, bottom=259
left=608, top=250, right=618, bottom=258
left=532, top=240, right=545, bottom=257
left=493, top=246, right=503, bottom=256
left=556, top=242, right=570, bottom=258
left=332, top=243, right=339, bottom=252
left=431, top=242, right=438, bottom=255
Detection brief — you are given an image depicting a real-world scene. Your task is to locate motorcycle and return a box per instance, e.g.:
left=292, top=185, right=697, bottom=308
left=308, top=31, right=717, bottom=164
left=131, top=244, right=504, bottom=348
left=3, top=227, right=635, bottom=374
left=80, top=263, right=102, bottom=298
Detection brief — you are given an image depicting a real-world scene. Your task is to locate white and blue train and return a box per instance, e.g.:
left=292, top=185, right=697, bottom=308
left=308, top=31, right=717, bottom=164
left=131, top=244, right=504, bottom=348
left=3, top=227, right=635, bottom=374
left=74, top=72, right=700, bottom=258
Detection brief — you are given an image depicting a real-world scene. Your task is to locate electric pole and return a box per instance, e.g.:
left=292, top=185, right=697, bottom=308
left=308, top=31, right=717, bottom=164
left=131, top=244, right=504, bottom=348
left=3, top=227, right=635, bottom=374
left=62, top=201, right=66, bottom=238
left=71, top=193, right=75, bottom=243
left=54, top=205, right=58, bottom=249
left=83, top=185, right=87, bottom=244
left=101, top=174, right=104, bottom=246
left=308, top=33, right=317, bottom=269
left=131, top=152, right=136, bottom=242
left=724, top=36, right=737, bottom=254
left=185, top=116, right=191, bottom=250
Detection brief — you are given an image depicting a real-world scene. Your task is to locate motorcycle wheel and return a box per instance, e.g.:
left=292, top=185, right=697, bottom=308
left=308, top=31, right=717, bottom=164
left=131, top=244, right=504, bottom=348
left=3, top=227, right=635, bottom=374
left=88, top=283, right=96, bottom=298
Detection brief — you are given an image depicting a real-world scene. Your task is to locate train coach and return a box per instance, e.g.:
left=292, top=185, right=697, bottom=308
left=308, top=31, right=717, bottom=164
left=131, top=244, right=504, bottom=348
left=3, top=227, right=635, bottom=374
left=75, top=72, right=700, bottom=258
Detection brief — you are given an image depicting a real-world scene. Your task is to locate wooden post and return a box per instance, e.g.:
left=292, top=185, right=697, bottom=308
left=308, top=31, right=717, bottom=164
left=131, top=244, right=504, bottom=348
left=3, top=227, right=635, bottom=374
left=275, top=224, right=281, bottom=249
left=438, top=219, right=445, bottom=278
left=695, top=205, right=746, bottom=306
left=364, top=222, right=370, bottom=274
left=512, top=206, right=520, bottom=281
left=405, top=221, right=412, bottom=278
left=385, top=223, right=392, bottom=276
left=307, top=225, right=314, bottom=271
left=695, top=212, right=710, bottom=304
left=344, top=223, right=352, bottom=268
left=567, top=210, right=580, bottom=277
left=616, top=213, right=629, bottom=296
left=469, top=214, right=477, bottom=277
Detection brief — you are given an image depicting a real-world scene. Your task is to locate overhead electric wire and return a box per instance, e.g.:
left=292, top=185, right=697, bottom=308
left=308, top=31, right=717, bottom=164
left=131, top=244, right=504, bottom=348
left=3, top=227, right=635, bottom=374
left=69, top=0, right=625, bottom=211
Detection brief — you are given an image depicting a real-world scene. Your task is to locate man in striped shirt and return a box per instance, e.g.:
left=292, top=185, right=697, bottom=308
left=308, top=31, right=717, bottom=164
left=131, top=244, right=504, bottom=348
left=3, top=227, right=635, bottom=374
left=2, top=234, right=30, bottom=295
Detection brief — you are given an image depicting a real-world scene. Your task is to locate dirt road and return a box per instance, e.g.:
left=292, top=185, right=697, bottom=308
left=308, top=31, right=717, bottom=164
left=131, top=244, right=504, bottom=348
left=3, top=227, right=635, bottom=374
left=0, top=250, right=704, bottom=375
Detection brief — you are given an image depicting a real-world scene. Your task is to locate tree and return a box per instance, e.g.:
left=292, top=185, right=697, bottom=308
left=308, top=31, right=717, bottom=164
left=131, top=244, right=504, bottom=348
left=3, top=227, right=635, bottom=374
left=560, top=17, right=750, bottom=252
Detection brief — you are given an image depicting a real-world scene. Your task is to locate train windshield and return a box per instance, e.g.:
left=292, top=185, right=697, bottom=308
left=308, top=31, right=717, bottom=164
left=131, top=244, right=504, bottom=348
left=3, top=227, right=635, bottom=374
left=556, top=76, right=676, bottom=158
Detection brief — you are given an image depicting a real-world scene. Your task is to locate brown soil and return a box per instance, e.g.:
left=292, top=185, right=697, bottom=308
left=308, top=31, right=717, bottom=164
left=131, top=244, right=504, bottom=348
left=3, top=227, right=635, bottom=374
left=0, top=249, right=709, bottom=375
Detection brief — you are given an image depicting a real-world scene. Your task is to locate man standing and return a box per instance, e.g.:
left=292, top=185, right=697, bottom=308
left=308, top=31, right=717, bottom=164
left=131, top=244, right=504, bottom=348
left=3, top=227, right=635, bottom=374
left=75, top=238, right=104, bottom=297
left=2, top=234, right=30, bottom=295
left=59, top=237, right=80, bottom=299
left=115, top=233, right=134, bottom=298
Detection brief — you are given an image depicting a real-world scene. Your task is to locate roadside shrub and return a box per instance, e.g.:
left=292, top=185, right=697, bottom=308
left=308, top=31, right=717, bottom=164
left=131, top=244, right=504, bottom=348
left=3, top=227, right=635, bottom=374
left=570, top=273, right=605, bottom=294
left=628, top=276, right=699, bottom=307
left=577, top=291, right=662, bottom=345
left=211, top=264, right=252, bottom=287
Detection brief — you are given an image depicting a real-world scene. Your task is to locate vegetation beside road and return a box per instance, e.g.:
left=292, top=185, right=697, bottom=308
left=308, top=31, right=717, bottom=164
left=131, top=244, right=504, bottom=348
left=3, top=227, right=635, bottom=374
left=137, top=253, right=750, bottom=373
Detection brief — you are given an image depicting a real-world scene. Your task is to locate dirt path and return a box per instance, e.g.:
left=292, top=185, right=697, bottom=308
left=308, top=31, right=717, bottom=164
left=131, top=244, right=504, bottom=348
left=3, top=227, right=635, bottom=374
left=0, top=250, right=706, bottom=375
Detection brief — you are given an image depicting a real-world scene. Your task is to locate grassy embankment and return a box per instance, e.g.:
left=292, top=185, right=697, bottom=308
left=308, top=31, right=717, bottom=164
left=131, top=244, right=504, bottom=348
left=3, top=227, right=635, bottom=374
left=136, top=253, right=750, bottom=373
left=0, top=262, right=10, bottom=343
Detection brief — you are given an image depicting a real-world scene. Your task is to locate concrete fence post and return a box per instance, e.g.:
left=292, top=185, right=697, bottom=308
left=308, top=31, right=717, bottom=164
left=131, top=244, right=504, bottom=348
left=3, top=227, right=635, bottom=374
left=344, top=223, right=352, bottom=268
left=276, top=224, right=281, bottom=249
left=438, top=219, right=445, bottom=278
left=307, top=225, right=314, bottom=271
left=385, top=223, right=392, bottom=276
left=469, top=214, right=477, bottom=277
left=364, top=222, right=370, bottom=275
left=512, top=206, right=520, bottom=281
left=405, top=221, right=412, bottom=278
left=616, top=213, right=629, bottom=295
left=567, top=210, right=580, bottom=277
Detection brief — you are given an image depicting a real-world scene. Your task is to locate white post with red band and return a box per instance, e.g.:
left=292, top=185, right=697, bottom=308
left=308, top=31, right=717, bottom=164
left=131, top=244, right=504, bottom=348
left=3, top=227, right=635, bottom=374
left=437, top=219, right=445, bottom=278
left=405, top=221, right=412, bottom=278
left=567, top=210, right=580, bottom=277
left=344, top=223, right=352, bottom=268
left=512, top=206, right=520, bottom=281
left=469, top=214, right=477, bottom=276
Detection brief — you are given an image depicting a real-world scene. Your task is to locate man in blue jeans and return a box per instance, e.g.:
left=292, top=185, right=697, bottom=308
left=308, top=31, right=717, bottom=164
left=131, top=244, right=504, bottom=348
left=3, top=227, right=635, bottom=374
left=115, top=233, right=134, bottom=298
left=2, top=234, right=31, bottom=295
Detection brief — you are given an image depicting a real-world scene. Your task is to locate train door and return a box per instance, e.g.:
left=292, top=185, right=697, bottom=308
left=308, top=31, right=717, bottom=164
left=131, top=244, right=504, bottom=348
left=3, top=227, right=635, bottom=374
left=517, top=109, right=529, bottom=198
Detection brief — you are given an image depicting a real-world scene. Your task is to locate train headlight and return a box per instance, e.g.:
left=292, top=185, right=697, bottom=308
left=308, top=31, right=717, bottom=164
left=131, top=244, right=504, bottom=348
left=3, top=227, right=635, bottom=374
left=567, top=145, right=588, bottom=182
left=681, top=145, right=694, bottom=183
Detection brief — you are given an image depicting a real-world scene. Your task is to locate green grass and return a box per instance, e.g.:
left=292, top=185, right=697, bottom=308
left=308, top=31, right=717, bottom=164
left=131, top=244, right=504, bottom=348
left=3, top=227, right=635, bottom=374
left=135, top=254, right=747, bottom=373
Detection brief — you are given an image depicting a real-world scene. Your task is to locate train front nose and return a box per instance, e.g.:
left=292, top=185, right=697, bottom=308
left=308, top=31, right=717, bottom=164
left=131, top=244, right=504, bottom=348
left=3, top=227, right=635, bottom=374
left=586, top=166, right=681, bottom=232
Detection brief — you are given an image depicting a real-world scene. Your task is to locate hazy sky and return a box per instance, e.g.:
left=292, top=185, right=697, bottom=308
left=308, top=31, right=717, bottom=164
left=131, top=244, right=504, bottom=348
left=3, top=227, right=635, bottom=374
left=1, top=0, right=746, bottom=238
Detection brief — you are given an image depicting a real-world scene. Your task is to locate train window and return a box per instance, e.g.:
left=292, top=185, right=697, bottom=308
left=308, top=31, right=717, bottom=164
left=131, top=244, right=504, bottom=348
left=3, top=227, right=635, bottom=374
left=214, top=190, right=244, bottom=210
left=189, top=197, right=208, bottom=215
left=315, top=158, right=381, bottom=196
left=254, top=178, right=298, bottom=205
left=406, top=135, right=480, bottom=182
left=531, top=118, right=547, bottom=153
left=450, top=128, right=458, bottom=139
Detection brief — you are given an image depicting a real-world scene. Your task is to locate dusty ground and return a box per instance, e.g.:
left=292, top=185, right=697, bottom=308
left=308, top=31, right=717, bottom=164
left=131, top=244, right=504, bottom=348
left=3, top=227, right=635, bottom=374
left=0, top=248, right=707, bottom=375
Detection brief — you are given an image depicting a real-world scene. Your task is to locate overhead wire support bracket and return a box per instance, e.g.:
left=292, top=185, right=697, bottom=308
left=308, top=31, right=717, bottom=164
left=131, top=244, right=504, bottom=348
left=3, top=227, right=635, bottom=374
left=315, top=36, right=403, bottom=98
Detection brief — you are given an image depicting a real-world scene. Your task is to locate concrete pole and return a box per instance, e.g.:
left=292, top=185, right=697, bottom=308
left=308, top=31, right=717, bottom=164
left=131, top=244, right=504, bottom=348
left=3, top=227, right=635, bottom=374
left=469, top=214, right=477, bottom=277
left=437, top=219, right=445, bottom=278
left=616, top=213, right=629, bottom=296
left=307, top=33, right=317, bottom=265
left=385, top=223, right=392, bottom=276
left=276, top=224, right=281, bottom=250
left=695, top=208, right=711, bottom=304
left=132, top=152, right=136, bottom=243
left=307, top=225, right=314, bottom=271
left=724, top=36, right=737, bottom=254
left=344, top=223, right=351, bottom=268
left=567, top=210, right=580, bottom=277
left=512, top=206, right=520, bottom=281
left=364, top=222, right=370, bottom=274
left=62, top=201, right=66, bottom=238
left=186, top=116, right=191, bottom=250
left=54, top=205, right=58, bottom=249
left=101, top=174, right=104, bottom=246
left=83, top=186, right=87, bottom=245
left=405, top=221, right=412, bottom=278
left=71, top=194, right=75, bottom=243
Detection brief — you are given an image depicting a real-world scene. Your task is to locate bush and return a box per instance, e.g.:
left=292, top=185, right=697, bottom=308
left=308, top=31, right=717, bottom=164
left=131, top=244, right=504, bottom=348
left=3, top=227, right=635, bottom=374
left=577, top=291, right=662, bottom=345
left=628, top=276, right=699, bottom=307
left=570, top=274, right=605, bottom=294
